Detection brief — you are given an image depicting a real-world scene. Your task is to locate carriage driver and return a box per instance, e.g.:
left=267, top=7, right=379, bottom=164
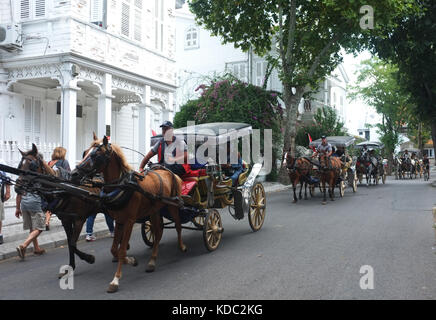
left=312, top=135, right=333, bottom=158
left=139, top=121, right=188, bottom=177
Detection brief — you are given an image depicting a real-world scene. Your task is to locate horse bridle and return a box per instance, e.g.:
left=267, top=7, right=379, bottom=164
left=18, top=155, right=44, bottom=173
left=75, top=143, right=113, bottom=182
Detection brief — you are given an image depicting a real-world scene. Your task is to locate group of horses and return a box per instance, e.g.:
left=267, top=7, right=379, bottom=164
left=284, top=148, right=342, bottom=204
left=393, top=155, right=424, bottom=179
left=17, top=133, right=188, bottom=293
left=355, top=148, right=385, bottom=186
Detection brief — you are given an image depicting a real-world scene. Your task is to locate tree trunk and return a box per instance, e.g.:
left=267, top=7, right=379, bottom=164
left=277, top=86, right=305, bottom=184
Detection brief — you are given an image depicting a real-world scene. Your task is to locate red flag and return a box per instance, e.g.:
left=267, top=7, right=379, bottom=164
left=308, top=133, right=316, bottom=151
left=152, top=129, right=157, bottom=136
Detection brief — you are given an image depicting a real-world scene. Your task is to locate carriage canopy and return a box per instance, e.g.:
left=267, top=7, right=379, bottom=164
left=309, top=136, right=355, bottom=148
left=355, top=141, right=385, bottom=149
left=151, top=122, right=252, bottom=146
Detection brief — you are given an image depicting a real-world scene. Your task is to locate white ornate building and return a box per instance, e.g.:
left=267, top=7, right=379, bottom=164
left=0, top=0, right=177, bottom=167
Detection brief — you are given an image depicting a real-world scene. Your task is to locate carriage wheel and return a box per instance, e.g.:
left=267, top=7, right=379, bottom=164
left=141, top=216, right=164, bottom=248
left=248, top=182, right=266, bottom=232
left=339, top=180, right=345, bottom=197
left=203, top=209, right=223, bottom=252
left=358, top=174, right=363, bottom=184
left=382, top=172, right=386, bottom=184
left=352, top=175, right=357, bottom=193
left=192, top=213, right=206, bottom=229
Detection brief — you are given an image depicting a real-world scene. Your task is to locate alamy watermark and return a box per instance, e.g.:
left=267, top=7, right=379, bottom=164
left=59, top=265, right=74, bottom=290
left=359, top=265, right=374, bottom=290
left=360, top=5, right=374, bottom=30
left=162, top=121, right=273, bottom=175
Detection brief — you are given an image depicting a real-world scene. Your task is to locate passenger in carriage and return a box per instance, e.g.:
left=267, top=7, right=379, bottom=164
left=221, top=142, right=244, bottom=187
left=139, top=121, right=188, bottom=178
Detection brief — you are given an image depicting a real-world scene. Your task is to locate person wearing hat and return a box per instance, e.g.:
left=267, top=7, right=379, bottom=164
left=139, top=121, right=188, bottom=177
left=312, top=135, right=333, bottom=158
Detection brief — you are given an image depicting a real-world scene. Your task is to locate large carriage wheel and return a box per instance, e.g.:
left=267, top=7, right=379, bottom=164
left=248, top=182, right=266, bottom=232
left=141, top=216, right=164, bottom=248
left=339, top=180, right=345, bottom=197
left=203, top=209, right=223, bottom=252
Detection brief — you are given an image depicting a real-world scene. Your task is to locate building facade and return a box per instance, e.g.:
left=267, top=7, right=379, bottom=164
left=0, top=0, right=177, bottom=167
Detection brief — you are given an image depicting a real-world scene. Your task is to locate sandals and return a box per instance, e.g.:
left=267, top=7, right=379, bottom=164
left=16, top=245, right=25, bottom=260
left=34, top=249, right=46, bottom=255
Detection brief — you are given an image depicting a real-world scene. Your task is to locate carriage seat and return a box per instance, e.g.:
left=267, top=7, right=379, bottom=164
left=181, top=180, right=198, bottom=196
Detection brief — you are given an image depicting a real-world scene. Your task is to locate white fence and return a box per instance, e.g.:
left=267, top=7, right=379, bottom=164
left=1, top=141, right=59, bottom=207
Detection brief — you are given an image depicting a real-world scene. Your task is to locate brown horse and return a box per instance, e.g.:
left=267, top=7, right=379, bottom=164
left=16, top=144, right=101, bottom=276
left=318, top=154, right=342, bottom=204
left=285, top=150, right=313, bottom=203
left=73, top=135, right=186, bottom=293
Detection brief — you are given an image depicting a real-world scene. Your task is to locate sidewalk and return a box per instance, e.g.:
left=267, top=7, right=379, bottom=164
left=0, top=182, right=291, bottom=261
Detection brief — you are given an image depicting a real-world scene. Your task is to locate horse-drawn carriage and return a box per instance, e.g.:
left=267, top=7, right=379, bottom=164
left=141, top=122, right=266, bottom=252
left=309, top=136, right=358, bottom=197
left=355, top=141, right=387, bottom=186
left=395, top=148, right=421, bottom=179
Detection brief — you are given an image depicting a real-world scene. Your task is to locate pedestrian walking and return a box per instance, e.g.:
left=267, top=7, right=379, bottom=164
left=45, top=147, right=71, bottom=231
left=15, top=155, right=46, bottom=260
left=86, top=213, right=115, bottom=241
left=0, top=158, right=11, bottom=245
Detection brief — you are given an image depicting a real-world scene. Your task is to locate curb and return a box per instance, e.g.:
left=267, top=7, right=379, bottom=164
left=0, top=184, right=290, bottom=261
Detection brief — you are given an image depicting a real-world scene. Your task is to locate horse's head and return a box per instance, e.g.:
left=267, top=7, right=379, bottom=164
left=18, top=144, right=45, bottom=174
left=285, top=149, right=295, bottom=169
left=72, top=134, right=113, bottom=183
left=319, top=154, right=329, bottom=170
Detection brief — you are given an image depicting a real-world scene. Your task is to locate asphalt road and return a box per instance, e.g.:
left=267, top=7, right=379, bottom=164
left=1, top=177, right=436, bottom=300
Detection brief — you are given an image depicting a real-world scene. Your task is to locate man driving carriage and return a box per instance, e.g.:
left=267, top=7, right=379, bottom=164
left=139, top=121, right=188, bottom=177
left=312, top=135, right=333, bottom=158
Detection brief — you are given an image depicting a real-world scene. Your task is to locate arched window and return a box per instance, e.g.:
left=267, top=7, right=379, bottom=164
left=185, top=27, right=199, bottom=49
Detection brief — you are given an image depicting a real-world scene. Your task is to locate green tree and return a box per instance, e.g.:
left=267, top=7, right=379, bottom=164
left=349, top=59, right=411, bottom=170
left=189, top=0, right=417, bottom=182
left=175, top=74, right=284, bottom=180
left=370, top=0, right=436, bottom=162
left=295, top=107, right=347, bottom=147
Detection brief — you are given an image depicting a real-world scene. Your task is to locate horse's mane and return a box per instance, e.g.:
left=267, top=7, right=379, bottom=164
left=90, top=139, right=133, bottom=172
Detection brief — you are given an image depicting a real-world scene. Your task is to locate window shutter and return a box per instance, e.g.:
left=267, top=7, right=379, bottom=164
left=33, top=100, right=41, bottom=134
left=91, top=0, right=104, bottom=24
left=20, top=0, right=30, bottom=19
left=24, top=98, right=32, bottom=133
left=134, top=9, right=142, bottom=41
left=35, top=0, right=45, bottom=17
left=121, top=2, right=130, bottom=37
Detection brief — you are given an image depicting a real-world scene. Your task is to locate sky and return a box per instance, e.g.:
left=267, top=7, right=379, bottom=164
left=342, top=50, right=382, bottom=141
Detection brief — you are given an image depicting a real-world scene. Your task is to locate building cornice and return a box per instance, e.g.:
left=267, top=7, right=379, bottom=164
left=1, top=53, right=177, bottom=92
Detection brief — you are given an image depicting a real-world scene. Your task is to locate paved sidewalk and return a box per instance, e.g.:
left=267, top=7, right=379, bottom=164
left=0, top=182, right=291, bottom=261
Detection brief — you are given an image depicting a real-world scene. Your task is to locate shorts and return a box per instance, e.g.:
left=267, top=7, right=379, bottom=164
left=22, top=210, right=45, bottom=231
left=0, top=201, right=4, bottom=221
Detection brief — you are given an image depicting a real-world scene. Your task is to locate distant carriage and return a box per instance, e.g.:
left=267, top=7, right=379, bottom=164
left=355, top=141, right=387, bottom=186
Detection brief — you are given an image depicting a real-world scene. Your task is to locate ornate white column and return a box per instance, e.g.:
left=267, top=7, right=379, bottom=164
left=138, top=85, right=152, bottom=164
left=97, top=73, right=113, bottom=139
left=60, top=76, right=80, bottom=167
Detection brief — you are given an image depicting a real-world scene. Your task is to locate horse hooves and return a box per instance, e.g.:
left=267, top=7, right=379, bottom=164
left=292, top=199, right=297, bottom=203
left=131, top=257, right=138, bottom=267
left=322, top=201, right=327, bottom=205
left=180, top=245, right=188, bottom=253
left=146, top=264, right=155, bottom=273
left=107, top=284, right=119, bottom=293
left=86, top=255, right=95, bottom=264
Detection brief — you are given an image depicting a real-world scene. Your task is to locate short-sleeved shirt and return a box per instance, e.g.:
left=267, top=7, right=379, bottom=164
left=152, top=136, right=187, bottom=165
left=317, top=143, right=332, bottom=154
